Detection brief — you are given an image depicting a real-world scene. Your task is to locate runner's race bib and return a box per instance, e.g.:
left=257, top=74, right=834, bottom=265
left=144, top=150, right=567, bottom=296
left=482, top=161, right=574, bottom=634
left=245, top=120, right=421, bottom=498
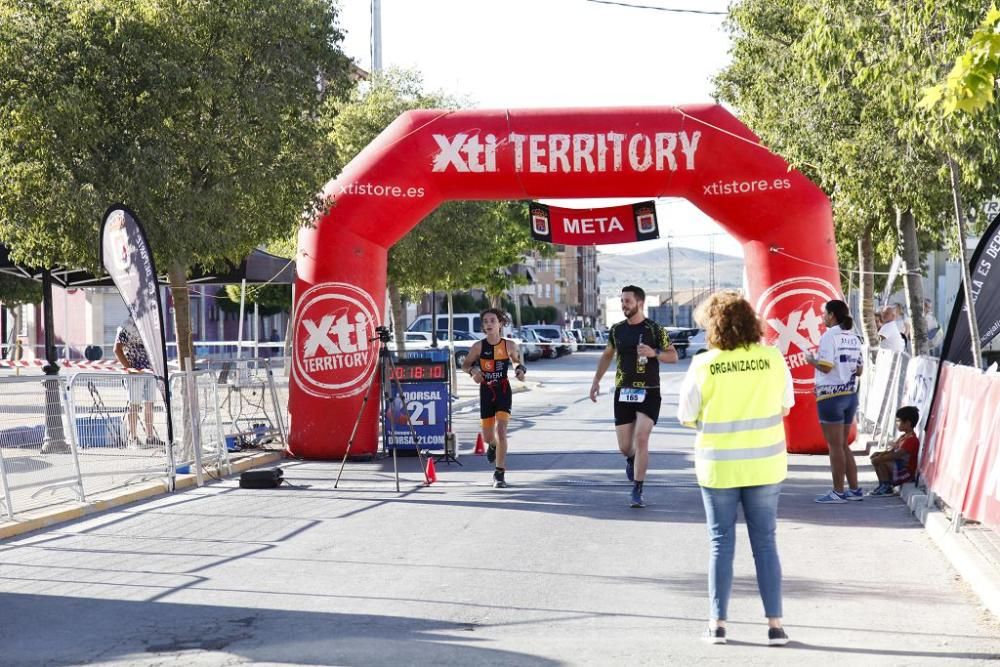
left=619, top=388, right=646, bottom=403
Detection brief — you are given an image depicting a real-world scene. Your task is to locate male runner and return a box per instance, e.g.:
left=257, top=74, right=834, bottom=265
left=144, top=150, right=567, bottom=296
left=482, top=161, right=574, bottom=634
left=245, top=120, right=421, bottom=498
left=462, top=308, right=527, bottom=488
left=590, top=285, right=678, bottom=507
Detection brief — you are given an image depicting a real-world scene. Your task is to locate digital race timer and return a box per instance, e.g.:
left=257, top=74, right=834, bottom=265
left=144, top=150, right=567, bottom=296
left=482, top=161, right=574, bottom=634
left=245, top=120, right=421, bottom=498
left=390, top=359, right=448, bottom=382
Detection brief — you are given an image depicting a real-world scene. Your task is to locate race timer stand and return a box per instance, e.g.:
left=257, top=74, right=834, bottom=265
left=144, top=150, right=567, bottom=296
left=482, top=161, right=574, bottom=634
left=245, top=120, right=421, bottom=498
left=335, top=326, right=430, bottom=492
left=435, top=350, right=461, bottom=466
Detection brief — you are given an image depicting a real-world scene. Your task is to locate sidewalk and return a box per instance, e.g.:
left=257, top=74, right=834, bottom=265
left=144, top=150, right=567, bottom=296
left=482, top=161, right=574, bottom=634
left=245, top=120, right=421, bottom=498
left=0, top=448, right=282, bottom=540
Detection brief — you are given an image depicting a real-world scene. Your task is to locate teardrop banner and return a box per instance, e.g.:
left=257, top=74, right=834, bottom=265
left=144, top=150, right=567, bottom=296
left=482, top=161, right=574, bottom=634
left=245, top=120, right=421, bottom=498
left=529, top=201, right=659, bottom=245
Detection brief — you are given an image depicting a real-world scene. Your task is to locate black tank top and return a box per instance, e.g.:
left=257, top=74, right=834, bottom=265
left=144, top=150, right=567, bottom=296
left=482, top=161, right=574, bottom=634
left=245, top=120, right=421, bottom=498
left=477, top=338, right=511, bottom=383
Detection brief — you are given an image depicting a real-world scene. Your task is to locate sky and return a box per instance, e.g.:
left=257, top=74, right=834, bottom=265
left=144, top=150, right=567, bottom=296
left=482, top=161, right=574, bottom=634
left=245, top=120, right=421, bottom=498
left=334, top=0, right=742, bottom=258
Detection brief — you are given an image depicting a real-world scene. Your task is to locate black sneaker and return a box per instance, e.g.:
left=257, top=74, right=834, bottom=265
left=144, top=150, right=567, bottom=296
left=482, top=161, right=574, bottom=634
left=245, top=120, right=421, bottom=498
left=702, top=626, right=726, bottom=644
left=625, top=456, right=635, bottom=482
left=486, top=443, right=496, bottom=464
left=492, top=470, right=506, bottom=489
left=767, top=627, right=789, bottom=646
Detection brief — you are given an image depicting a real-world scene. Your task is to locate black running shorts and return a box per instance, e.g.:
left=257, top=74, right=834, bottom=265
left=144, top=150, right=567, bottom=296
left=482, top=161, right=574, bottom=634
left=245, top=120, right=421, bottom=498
left=613, top=387, right=661, bottom=426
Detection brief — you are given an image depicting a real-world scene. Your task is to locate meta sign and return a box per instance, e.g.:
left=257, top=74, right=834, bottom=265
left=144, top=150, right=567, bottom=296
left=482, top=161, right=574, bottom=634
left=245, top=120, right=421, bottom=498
left=529, top=200, right=659, bottom=245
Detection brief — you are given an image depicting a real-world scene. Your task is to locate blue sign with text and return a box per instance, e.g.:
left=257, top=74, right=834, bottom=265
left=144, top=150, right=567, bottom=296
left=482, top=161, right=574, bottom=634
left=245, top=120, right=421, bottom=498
left=383, top=381, right=449, bottom=451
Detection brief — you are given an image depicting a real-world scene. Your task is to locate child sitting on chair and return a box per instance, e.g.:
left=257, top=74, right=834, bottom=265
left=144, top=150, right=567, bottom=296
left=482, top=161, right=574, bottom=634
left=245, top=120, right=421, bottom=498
left=869, top=405, right=920, bottom=496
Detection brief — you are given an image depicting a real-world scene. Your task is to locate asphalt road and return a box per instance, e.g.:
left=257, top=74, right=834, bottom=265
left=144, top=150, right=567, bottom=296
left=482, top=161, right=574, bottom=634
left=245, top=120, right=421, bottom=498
left=1, top=351, right=998, bottom=666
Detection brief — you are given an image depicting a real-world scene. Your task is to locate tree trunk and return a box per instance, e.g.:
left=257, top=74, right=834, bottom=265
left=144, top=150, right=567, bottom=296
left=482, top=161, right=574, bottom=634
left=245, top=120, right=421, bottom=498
left=388, top=282, right=406, bottom=352
left=167, top=263, right=193, bottom=371
left=447, top=291, right=458, bottom=396
left=858, top=225, right=878, bottom=349
left=9, top=306, right=21, bottom=360
left=895, top=207, right=928, bottom=356
left=949, top=156, right=982, bottom=365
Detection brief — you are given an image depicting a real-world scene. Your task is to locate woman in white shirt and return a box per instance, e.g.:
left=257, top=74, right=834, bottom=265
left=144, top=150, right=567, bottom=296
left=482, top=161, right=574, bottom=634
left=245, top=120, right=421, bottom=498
left=805, top=300, right=865, bottom=503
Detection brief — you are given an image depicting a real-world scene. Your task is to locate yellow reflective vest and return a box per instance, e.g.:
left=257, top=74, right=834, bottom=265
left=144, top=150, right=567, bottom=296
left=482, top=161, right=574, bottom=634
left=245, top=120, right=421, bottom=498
left=689, top=344, right=788, bottom=488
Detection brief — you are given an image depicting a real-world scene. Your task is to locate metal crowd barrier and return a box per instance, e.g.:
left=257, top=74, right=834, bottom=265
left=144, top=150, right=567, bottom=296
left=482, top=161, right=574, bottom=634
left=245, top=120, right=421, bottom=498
left=168, top=370, right=230, bottom=481
left=202, top=358, right=287, bottom=454
left=65, top=372, right=175, bottom=499
left=857, top=348, right=909, bottom=449
left=0, top=376, right=83, bottom=519
left=0, top=360, right=291, bottom=519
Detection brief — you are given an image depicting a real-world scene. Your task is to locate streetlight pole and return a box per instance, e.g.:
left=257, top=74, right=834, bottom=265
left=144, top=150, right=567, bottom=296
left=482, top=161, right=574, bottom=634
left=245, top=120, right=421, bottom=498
left=667, top=237, right=675, bottom=326
left=371, top=0, right=383, bottom=72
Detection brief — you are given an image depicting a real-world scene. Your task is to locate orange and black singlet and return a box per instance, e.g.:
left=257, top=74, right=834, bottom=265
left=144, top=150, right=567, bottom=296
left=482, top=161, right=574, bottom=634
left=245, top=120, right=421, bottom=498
left=477, top=338, right=513, bottom=419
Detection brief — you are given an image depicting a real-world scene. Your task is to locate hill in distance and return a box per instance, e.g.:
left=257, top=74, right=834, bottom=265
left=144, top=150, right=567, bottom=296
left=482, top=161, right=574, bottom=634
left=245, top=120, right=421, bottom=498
left=597, top=246, right=744, bottom=296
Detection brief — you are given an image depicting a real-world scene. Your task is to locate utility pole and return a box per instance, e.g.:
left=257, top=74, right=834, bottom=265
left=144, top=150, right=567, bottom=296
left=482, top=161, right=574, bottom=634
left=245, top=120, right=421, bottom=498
left=371, top=0, right=383, bottom=72
left=708, top=234, right=716, bottom=294
left=667, top=238, right=675, bottom=326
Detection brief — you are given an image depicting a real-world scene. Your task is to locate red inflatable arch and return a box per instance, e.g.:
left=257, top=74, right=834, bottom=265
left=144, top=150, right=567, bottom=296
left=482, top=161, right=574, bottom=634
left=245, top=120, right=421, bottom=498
left=291, top=105, right=841, bottom=459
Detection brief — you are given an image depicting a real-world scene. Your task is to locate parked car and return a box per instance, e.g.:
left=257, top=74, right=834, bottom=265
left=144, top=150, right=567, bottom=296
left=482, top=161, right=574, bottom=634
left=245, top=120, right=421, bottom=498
left=523, top=325, right=571, bottom=356
left=511, top=327, right=543, bottom=361
left=387, top=331, right=434, bottom=353
left=665, top=327, right=700, bottom=359
left=408, top=312, right=485, bottom=338
left=686, top=329, right=708, bottom=355
left=432, top=329, right=478, bottom=366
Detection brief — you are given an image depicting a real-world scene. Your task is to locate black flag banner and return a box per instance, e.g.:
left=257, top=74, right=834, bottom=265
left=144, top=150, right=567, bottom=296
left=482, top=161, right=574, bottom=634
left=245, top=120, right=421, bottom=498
left=941, top=211, right=1000, bottom=365
left=99, top=206, right=170, bottom=391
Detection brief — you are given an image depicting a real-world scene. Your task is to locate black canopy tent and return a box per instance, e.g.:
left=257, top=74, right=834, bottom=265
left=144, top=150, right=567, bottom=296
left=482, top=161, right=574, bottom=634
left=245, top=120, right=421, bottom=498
left=0, top=245, right=295, bottom=370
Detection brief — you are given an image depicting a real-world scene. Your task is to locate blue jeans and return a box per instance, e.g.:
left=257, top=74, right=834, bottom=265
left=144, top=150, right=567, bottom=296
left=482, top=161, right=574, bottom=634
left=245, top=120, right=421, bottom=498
left=700, top=483, right=783, bottom=620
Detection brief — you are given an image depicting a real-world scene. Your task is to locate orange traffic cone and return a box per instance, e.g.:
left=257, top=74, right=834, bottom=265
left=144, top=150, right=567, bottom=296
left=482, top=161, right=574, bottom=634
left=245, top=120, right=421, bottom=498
left=474, top=433, right=485, bottom=455
left=424, top=456, right=437, bottom=485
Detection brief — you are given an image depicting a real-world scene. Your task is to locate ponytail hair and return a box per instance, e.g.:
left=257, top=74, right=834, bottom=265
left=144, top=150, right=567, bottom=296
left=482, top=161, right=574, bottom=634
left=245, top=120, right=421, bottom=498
left=825, top=299, right=853, bottom=330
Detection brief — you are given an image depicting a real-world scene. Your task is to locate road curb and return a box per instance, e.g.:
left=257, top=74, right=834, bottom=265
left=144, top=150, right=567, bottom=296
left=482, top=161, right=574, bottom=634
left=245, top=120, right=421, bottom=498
left=0, top=451, right=283, bottom=541
left=901, top=483, right=1000, bottom=620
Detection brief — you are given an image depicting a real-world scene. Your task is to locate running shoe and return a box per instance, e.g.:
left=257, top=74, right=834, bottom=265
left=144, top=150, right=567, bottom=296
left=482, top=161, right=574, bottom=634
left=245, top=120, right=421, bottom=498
left=625, top=456, right=635, bottom=482
left=814, top=489, right=847, bottom=504
left=767, top=627, right=789, bottom=646
left=486, top=443, right=496, bottom=464
left=844, top=487, right=864, bottom=501
left=702, top=626, right=726, bottom=644
left=630, top=486, right=645, bottom=508
left=867, top=483, right=893, bottom=497
left=492, top=470, right=506, bottom=489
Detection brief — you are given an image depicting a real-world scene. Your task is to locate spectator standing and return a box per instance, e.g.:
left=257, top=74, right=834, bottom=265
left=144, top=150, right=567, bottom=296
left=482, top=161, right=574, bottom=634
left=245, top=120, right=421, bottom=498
left=805, top=300, right=865, bottom=503
left=878, top=306, right=905, bottom=352
left=113, top=318, right=161, bottom=447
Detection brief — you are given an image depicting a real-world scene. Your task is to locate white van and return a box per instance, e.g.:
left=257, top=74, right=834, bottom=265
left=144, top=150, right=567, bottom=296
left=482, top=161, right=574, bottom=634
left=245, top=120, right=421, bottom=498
left=407, top=312, right=484, bottom=338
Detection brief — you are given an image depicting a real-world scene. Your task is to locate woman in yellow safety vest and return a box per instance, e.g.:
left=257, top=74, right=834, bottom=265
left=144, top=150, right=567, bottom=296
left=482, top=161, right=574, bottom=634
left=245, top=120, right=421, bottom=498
left=677, top=290, right=794, bottom=647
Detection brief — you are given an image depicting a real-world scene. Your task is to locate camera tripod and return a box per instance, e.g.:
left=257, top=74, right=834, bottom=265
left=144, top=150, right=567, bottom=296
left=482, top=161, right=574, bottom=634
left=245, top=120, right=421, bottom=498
left=334, top=328, right=431, bottom=492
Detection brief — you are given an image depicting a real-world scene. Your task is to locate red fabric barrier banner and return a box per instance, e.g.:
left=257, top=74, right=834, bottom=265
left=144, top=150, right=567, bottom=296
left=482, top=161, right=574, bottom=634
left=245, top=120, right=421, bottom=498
left=921, top=364, right=973, bottom=508
left=529, top=201, right=658, bottom=245
left=957, top=374, right=1000, bottom=526
left=922, top=363, right=1000, bottom=529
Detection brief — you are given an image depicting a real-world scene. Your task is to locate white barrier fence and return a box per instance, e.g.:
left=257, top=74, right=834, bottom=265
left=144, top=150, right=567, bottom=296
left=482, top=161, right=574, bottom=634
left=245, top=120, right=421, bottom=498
left=857, top=347, right=939, bottom=449
left=0, top=358, right=285, bottom=520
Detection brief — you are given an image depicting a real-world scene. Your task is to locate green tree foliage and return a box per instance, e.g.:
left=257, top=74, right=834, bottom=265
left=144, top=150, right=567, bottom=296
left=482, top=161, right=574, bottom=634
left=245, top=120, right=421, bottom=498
left=220, top=284, right=291, bottom=316
left=0, top=275, right=42, bottom=307
left=0, top=0, right=352, bottom=365
left=922, top=5, right=1000, bottom=115
left=716, top=1, right=1000, bottom=353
